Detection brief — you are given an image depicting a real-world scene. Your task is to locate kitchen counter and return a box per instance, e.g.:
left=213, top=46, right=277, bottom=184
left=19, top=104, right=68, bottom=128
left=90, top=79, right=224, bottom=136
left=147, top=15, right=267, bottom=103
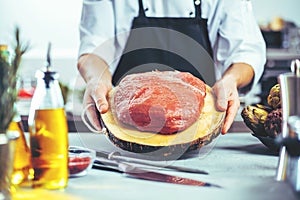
left=13, top=132, right=299, bottom=200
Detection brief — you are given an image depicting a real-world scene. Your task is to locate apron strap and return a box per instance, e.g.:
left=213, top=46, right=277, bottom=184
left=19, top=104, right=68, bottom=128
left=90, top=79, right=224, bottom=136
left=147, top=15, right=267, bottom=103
left=138, top=0, right=202, bottom=19
left=194, top=0, right=202, bottom=19
left=138, top=0, right=146, bottom=17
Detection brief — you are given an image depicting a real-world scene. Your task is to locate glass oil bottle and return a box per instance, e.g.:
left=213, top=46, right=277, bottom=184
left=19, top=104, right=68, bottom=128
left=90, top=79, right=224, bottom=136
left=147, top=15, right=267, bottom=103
left=28, top=43, right=68, bottom=189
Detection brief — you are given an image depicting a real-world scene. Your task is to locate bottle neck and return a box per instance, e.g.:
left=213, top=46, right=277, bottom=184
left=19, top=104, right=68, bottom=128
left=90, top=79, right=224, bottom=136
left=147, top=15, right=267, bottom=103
left=32, top=78, right=64, bottom=110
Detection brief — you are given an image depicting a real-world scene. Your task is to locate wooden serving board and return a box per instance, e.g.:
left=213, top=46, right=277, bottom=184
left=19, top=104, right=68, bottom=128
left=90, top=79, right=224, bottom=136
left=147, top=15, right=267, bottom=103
left=100, top=85, right=225, bottom=159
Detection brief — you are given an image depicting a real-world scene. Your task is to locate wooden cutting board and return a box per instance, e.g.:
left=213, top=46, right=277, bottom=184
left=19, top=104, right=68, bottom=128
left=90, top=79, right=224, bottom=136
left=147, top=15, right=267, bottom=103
left=100, top=85, right=225, bottom=160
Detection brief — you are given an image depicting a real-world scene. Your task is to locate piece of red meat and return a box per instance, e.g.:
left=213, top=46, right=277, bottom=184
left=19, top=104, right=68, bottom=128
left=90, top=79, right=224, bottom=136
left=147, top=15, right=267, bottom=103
left=113, top=71, right=206, bottom=134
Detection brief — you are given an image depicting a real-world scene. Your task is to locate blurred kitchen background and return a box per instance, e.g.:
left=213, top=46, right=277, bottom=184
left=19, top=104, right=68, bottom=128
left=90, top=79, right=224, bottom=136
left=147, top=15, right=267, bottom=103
left=0, top=0, right=299, bottom=131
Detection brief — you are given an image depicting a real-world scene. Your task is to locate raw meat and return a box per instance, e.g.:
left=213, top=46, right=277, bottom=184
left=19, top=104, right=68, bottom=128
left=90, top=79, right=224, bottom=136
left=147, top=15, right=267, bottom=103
left=112, top=71, right=206, bottom=134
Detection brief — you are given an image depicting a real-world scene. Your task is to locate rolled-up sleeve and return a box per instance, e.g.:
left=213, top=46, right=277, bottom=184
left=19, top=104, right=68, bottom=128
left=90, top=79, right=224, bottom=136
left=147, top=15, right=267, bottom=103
left=78, top=0, right=116, bottom=68
left=214, top=0, right=266, bottom=92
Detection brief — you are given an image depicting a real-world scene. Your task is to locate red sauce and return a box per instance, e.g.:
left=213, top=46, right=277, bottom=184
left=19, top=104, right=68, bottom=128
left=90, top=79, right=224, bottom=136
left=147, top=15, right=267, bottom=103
left=68, top=157, right=91, bottom=175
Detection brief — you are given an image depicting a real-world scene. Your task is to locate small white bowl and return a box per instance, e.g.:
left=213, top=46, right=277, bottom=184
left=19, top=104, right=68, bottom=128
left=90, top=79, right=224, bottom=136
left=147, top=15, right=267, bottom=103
left=68, top=146, right=96, bottom=177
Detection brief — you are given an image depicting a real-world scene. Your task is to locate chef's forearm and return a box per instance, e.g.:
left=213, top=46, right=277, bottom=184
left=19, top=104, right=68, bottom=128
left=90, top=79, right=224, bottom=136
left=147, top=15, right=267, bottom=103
left=77, top=54, right=112, bottom=85
left=221, top=63, right=255, bottom=89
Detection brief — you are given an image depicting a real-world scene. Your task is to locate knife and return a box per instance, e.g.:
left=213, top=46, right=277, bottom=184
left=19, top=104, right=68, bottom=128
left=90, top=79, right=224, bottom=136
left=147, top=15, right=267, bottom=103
left=96, top=150, right=209, bottom=174
left=93, top=157, right=221, bottom=188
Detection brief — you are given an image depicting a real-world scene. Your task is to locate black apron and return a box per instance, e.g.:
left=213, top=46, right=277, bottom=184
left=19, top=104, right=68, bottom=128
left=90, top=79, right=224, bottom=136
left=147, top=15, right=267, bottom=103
left=112, top=0, right=215, bottom=86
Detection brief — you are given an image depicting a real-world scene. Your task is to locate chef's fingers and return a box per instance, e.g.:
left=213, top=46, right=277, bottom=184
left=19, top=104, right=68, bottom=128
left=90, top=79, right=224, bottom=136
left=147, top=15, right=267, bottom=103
left=83, top=103, right=103, bottom=132
left=212, top=81, right=240, bottom=134
left=82, top=89, right=102, bottom=132
left=221, top=99, right=240, bottom=134
left=85, top=78, right=110, bottom=114
left=212, top=83, right=228, bottom=111
left=93, top=88, right=109, bottom=114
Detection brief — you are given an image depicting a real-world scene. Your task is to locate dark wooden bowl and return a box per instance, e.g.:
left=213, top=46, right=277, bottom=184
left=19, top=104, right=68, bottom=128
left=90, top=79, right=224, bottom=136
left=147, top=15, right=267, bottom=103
left=252, top=133, right=280, bottom=153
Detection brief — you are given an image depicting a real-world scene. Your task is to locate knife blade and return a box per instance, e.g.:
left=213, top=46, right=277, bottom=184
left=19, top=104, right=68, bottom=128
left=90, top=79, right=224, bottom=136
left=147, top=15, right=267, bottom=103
left=93, top=158, right=221, bottom=188
left=96, top=150, right=208, bottom=174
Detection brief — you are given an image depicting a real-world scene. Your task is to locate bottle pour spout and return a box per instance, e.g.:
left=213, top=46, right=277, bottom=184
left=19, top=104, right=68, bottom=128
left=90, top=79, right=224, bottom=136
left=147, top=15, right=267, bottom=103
left=42, top=42, right=58, bottom=88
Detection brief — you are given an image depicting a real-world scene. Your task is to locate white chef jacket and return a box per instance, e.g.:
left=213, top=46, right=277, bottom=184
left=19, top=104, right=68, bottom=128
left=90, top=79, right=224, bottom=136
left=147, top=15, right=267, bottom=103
left=79, top=0, right=266, bottom=91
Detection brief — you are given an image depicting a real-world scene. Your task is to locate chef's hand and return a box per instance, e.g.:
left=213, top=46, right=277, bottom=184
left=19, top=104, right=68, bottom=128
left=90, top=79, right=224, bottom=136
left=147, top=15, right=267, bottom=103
left=212, top=78, right=240, bottom=135
left=78, top=54, right=112, bottom=131
left=83, top=77, right=112, bottom=131
left=212, top=63, right=255, bottom=134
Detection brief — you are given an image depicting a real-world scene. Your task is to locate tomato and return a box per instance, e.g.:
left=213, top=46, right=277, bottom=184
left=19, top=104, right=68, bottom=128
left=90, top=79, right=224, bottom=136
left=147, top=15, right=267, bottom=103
left=18, top=88, right=35, bottom=98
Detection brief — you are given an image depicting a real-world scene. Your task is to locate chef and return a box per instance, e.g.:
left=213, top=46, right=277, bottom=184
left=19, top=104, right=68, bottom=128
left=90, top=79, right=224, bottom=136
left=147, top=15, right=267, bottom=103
left=77, top=0, right=266, bottom=134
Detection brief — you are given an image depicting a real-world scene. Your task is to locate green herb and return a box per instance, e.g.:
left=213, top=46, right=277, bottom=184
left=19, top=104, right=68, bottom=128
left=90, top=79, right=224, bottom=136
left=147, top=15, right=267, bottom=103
left=0, top=27, right=29, bottom=133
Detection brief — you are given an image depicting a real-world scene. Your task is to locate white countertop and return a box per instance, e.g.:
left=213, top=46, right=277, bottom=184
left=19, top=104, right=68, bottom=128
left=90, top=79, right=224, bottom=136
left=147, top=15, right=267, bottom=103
left=14, top=132, right=300, bottom=200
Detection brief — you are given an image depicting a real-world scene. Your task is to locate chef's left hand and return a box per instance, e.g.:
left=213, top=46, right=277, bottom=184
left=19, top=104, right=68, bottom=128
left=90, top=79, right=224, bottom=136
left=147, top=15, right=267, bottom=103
left=212, top=63, right=255, bottom=134
left=212, top=78, right=240, bottom=134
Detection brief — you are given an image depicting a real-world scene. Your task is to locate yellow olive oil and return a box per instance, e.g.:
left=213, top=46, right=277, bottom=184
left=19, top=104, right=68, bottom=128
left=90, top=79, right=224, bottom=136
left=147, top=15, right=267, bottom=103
left=29, top=108, right=68, bottom=189
left=8, top=120, right=34, bottom=187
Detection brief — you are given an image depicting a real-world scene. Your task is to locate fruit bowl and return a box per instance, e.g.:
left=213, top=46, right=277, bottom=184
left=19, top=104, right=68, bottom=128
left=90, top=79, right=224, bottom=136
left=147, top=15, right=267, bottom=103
left=68, top=146, right=96, bottom=177
left=241, top=83, right=283, bottom=154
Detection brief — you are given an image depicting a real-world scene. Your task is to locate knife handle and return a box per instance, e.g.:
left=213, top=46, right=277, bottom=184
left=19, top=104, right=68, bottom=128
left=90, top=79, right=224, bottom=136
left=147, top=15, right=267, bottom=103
left=93, top=161, right=122, bottom=173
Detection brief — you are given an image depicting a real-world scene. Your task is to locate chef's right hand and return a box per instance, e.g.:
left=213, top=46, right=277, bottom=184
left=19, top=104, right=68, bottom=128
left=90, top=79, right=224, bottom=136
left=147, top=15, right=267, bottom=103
left=78, top=54, right=112, bottom=131
left=83, top=78, right=112, bottom=131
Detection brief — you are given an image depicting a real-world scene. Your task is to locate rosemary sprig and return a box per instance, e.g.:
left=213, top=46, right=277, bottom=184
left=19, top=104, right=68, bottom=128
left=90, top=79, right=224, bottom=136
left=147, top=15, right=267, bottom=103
left=0, top=27, right=29, bottom=133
